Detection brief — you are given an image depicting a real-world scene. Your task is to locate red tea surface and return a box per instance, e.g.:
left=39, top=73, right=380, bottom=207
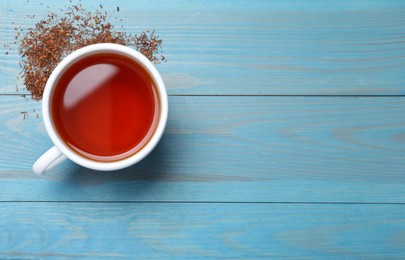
left=52, top=53, right=159, bottom=161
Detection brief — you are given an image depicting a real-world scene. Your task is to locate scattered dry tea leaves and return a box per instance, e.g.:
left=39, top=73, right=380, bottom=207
left=13, top=2, right=165, bottom=101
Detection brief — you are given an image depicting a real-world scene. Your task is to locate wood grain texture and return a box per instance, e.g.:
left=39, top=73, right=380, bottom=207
left=0, top=95, right=404, bottom=202
left=0, top=202, right=404, bottom=258
left=1, top=1, right=405, bottom=257
left=1, top=0, right=405, bottom=95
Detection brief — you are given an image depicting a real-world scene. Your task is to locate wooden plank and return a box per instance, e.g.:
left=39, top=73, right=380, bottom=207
left=2, top=0, right=405, bottom=95
left=0, top=202, right=404, bottom=258
left=0, top=95, right=404, bottom=202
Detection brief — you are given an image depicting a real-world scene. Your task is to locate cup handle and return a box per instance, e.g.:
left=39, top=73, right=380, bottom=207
left=33, top=146, right=67, bottom=175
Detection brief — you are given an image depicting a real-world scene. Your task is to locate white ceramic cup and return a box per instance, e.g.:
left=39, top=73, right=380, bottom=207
left=33, top=43, right=168, bottom=175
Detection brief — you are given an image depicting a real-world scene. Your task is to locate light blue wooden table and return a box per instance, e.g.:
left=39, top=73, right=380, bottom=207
left=1, top=0, right=405, bottom=258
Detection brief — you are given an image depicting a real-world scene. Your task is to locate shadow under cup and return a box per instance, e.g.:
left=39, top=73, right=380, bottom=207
left=49, top=50, right=161, bottom=163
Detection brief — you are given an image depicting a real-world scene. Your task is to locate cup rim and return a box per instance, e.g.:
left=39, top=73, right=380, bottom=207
left=42, top=43, right=168, bottom=171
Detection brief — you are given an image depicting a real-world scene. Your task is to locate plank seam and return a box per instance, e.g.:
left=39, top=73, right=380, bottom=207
left=1, top=94, right=405, bottom=97
left=0, top=201, right=405, bottom=204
